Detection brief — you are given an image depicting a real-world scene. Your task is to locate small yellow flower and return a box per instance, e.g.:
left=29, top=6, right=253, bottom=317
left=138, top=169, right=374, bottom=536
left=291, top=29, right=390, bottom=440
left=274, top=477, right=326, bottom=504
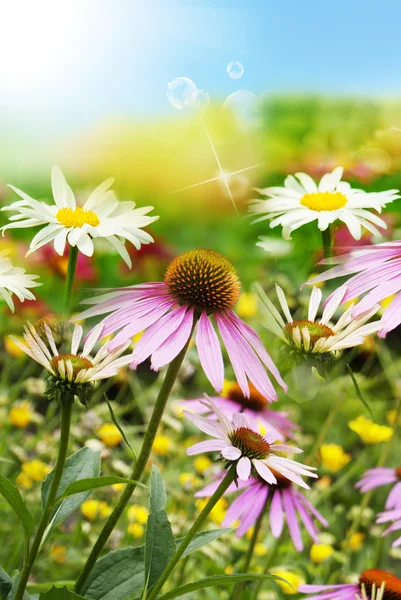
left=387, top=409, right=401, bottom=426
left=127, top=505, right=149, bottom=524
left=9, top=401, right=33, bottom=428
left=97, top=423, right=123, bottom=447
left=152, top=435, right=171, bottom=456
left=195, top=498, right=227, bottom=525
left=310, top=543, right=334, bottom=563
left=349, top=415, right=393, bottom=444
left=81, top=500, right=111, bottom=521
left=236, top=292, right=258, bottom=319
left=50, top=544, right=66, bottom=564
left=224, top=565, right=234, bottom=575
left=5, top=335, right=26, bottom=358
left=112, top=483, right=126, bottom=492
left=320, top=444, right=351, bottom=472
left=246, top=527, right=255, bottom=540
left=270, top=569, right=305, bottom=595
left=193, top=456, right=211, bottom=474
left=128, top=522, right=144, bottom=538
left=179, top=472, right=200, bottom=489
left=316, top=475, right=332, bottom=491
left=21, top=460, right=50, bottom=482
left=254, top=543, right=268, bottom=557
left=16, top=472, right=32, bottom=489
left=349, top=532, right=365, bottom=551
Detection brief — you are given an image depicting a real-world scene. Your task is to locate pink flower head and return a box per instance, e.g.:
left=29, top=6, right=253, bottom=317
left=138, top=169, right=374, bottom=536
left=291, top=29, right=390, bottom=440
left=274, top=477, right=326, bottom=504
left=306, top=241, right=401, bottom=337
left=356, top=467, right=401, bottom=511
left=299, top=570, right=401, bottom=600
left=197, top=473, right=327, bottom=550
left=179, top=381, right=298, bottom=442
left=185, top=396, right=317, bottom=488
left=77, top=249, right=287, bottom=402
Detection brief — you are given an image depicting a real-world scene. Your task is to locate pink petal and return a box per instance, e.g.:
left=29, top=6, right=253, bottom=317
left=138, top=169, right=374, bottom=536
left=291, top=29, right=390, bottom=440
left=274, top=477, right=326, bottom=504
left=150, top=308, right=195, bottom=370
left=132, top=305, right=187, bottom=365
left=221, top=446, right=242, bottom=460
left=282, top=488, right=303, bottom=551
left=215, top=313, right=249, bottom=397
left=237, top=456, right=251, bottom=480
left=270, top=490, right=284, bottom=537
left=196, top=311, right=224, bottom=392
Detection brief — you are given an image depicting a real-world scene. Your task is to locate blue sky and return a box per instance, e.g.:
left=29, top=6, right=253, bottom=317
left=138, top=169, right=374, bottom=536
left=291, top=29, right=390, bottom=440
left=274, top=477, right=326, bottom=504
left=1, top=0, right=401, bottom=134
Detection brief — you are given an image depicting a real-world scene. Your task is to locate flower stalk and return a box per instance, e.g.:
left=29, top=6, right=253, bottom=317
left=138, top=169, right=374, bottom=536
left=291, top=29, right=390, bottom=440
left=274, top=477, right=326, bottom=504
left=15, top=392, right=74, bottom=600
left=63, top=245, right=79, bottom=309
left=321, top=225, right=332, bottom=260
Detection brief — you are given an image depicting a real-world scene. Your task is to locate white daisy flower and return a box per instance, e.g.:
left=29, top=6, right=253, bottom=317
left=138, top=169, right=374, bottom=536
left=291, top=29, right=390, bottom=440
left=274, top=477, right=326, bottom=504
left=11, top=320, right=134, bottom=385
left=256, top=283, right=382, bottom=355
left=185, top=396, right=317, bottom=489
left=0, top=253, right=41, bottom=312
left=1, top=166, right=159, bottom=267
left=249, top=167, right=399, bottom=241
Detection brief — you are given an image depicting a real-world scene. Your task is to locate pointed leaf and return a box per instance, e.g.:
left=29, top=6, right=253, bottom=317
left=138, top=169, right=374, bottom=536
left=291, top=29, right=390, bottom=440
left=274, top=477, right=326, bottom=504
left=178, top=528, right=233, bottom=558
left=0, top=475, right=34, bottom=538
left=104, top=395, right=135, bottom=457
left=39, top=587, right=88, bottom=599
left=54, top=476, right=146, bottom=505
left=347, top=365, right=376, bottom=421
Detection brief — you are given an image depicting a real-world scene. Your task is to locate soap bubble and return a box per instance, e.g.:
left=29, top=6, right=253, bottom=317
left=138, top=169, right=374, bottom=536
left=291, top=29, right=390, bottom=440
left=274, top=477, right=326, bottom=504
left=166, top=77, right=197, bottom=110
left=223, top=90, right=261, bottom=131
left=190, top=89, right=210, bottom=110
left=227, top=60, right=244, bottom=80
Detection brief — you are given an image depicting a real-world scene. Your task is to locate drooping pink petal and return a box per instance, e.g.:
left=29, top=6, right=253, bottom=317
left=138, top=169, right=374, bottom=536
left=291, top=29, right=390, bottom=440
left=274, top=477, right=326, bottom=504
left=236, top=485, right=269, bottom=536
left=293, top=495, right=319, bottom=542
left=222, top=484, right=260, bottom=528
left=196, top=311, right=224, bottom=392
left=282, top=488, right=303, bottom=551
left=270, top=490, right=284, bottom=538
left=150, top=307, right=195, bottom=370
left=386, top=481, right=401, bottom=510
left=215, top=313, right=249, bottom=397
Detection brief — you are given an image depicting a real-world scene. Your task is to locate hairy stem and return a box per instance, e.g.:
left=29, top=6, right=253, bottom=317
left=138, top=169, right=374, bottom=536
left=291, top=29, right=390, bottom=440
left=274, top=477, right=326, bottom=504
left=63, top=245, right=79, bottom=309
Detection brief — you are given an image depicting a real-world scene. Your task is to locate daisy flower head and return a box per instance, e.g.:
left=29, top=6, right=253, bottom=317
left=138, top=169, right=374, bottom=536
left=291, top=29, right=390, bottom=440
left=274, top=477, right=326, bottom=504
left=257, top=283, right=381, bottom=359
left=299, top=569, right=401, bottom=600
left=0, top=253, right=41, bottom=312
left=306, top=241, right=401, bottom=337
left=197, top=472, right=327, bottom=549
left=76, top=249, right=287, bottom=402
left=249, top=167, right=399, bottom=241
left=185, top=396, right=317, bottom=487
left=356, top=467, right=401, bottom=511
left=180, top=380, right=298, bottom=442
left=2, top=166, right=158, bottom=267
left=10, top=317, right=134, bottom=405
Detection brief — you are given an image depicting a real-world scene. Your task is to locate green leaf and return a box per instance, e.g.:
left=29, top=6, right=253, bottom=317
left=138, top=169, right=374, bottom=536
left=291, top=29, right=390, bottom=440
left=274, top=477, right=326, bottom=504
left=144, top=467, right=176, bottom=594
left=41, top=447, right=100, bottom=540
left=54, top=476, right=147, bottom=505
left=7, top=574, right=32, bottom=600
left=157, top=573, right=288, bottom=599
left=82, top=546, right=145, bottom=600
left=104, top=395, right=135, bottom=456
left=39, top=587, right=88, bottom=599
left=178, top=528, right=233, bottom=558
left=0, top=475, right=34, bottom=538
left=0, top=565, right=12, bottom=600
left=347, top=365, right=376, bottom=421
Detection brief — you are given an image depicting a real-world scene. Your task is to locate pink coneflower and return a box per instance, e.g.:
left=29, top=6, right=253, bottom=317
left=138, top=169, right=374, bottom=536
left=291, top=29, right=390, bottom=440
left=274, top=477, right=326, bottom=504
left=377, top=508, right=401, bottom=547
left=179, top=381, right=298, bottom=442
left=299, top=569, right=401, bottom=600
left=185, top=397, right=317, bottom=487
left=306, top=241, right=401, bottom=337
left=196, top=473, right=326, bottom=549
left=356, top=467, right=401, bottom=510
left=77, top=249, right=287, bottom=402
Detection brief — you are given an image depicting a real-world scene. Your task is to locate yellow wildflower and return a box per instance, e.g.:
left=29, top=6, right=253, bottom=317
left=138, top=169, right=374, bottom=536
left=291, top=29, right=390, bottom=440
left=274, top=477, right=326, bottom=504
left=349, top=532, right=365, bottom=551
left=9, top=401, right=33, bottom=428
left=81, top=500, right=111, bottom=521
left=196, top=498, right=227, bottom=525
left=16, top=472, right=32, bottom=489
left=193, top=456, right=211, bottom=474
left=127, top=505, right=149, bottom=524
left=152, top=435, right=171, bottom=456
left=97, top=423, right=123, bottom=447
left=320, top=444, right=351, bottom=472
left=236, top=292, right=258, bottom=319
left=5, top=335, right=26, bottom=358
left=224, top=565, right=234, bottom=575
left=112, top=483, right=125, bottom=492
left=22, top=460, right=50, bottom=482
left=50, top=544, right=66, bottom=564
left=128, top=522, right=144, bottom=538
left=270, top=569, right=305, bottom=595
left=310, top=543, right=334, bottom=563
left=387, top=409, right=401, bottom=426
left=254, top=543, right=268, bottom=557
left=349, top=415, right=393, bottom=444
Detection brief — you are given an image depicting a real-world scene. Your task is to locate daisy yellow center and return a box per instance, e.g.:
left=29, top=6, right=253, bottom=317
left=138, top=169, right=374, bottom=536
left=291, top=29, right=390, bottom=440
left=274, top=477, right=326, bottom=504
left=50, top=354, right=93, bottom=376
left=285, top=320, right=335, bottom=344
left=164, top=249, right=241, bottom=311
left=300, top=191, right=347, bottom=212
left=229, top=427, right=270, bottom=459
left=360, top=569, right=401, bottom=600
left=56, top=207, right=100, bottom=228
left=226, top=382, right=268, bottom=412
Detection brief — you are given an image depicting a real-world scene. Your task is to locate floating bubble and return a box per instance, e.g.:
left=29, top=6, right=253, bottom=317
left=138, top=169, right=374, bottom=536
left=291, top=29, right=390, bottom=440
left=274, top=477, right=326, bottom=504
left=223, top=90, right=261, bottom=131
left=190, top=89, right=210, bottom=110
left=227, top=60, right=244, bottom=80
left=166, top=77, right=197, bottom=110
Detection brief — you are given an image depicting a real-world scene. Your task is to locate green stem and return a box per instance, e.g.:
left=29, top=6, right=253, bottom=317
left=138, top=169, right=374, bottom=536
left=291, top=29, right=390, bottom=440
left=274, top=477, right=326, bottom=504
left=146, top=466, right=236, bottom=600
left=321, top=226, right=332, bottom=260
left=74, top=333, right=194, bottom=594
left=63, top=245, right=79, bottom=309
left=231, top=496, right=270, bottom=600
left=15, top=394, right=73, bottom=600
left=307, top=393, right=343, bottom=466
